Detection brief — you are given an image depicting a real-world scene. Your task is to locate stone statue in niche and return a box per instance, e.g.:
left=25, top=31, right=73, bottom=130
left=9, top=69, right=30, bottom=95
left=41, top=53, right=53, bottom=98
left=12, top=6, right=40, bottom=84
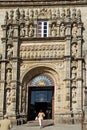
left=6, top=69, right=12, bottom=85
left=72, top=67, right=77, bottom=79
left=29, top=9, right=34, bottom=19
left=72, top=8, right=76, bottom=20
left=66, top=8, right=71, bottom=17
left=51, top=23, right=57, bottom=37
left=20, top=24, right=25, bottom=37
left=61, top=8, right=65, bottom=18
left=29, top=24, right=34, bottom=37
left=7, top=45, right=13, bottom=59
left=72, top=24, right=78, bottom=39
left=15, top=8, right=20, bottom=23
left=34, top=9, right=38, bottom=19
left=8, top=26, right=14, bottom=38
left=72, top=43, right=77, bottom=57
left=60, top=23, right=66, bottom=37
left=6, top=89, right=11, bottom=105
left=20, top=9, right=25, bottom=24
left=72, top=88, right=77, bottom=103
left=4, top=11, right=8, bottom=24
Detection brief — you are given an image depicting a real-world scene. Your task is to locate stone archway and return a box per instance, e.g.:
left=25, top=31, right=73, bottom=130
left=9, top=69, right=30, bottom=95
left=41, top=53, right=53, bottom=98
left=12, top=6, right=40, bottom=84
left=20, top=66, right=58, bottom=121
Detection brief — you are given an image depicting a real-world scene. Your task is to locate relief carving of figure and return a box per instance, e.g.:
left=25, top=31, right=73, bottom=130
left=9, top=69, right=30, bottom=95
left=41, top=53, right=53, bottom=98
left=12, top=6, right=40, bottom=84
left=72, top=24, right=78, bottom=39
left=34, top=9, right=38, bottom=19
left=8, top=26, right=14, bottom=38
left=60, top=23, right=66, bottom=37
left=29, top=9, right=34, bottom=19
left=6, top=89, right=11, bottom=105
left=20, top=24, right=25, bottom=37
left=72, top=88, right=77, bottom=102
left=72, top=67, right=77, bottom=79
left=29, top=24, right=34, bottom=37
left=7, top=45, right=13, bottom=59
left=72, top=43, right=77, bottom=57
left=51, top=23, right=57, bottom=37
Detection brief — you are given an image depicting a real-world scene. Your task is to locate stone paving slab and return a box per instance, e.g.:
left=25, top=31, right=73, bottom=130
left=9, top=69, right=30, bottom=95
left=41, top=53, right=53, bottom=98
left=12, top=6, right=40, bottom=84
left=11, top=124, right=82, bottom=130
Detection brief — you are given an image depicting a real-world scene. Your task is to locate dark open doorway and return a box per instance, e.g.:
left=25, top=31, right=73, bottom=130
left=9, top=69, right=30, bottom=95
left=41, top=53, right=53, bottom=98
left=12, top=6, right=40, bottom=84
left=27, top=86, right=54, bottom=121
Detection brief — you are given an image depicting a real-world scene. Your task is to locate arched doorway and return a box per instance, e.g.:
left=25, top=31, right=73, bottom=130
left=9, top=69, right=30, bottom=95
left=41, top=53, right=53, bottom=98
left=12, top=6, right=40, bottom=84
left=27, top=75, right=54, bottom=121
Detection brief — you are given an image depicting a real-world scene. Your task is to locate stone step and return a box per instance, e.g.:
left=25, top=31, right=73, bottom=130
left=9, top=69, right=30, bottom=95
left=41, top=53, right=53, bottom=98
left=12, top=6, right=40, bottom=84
left=27, top=119, right=54, bottom=126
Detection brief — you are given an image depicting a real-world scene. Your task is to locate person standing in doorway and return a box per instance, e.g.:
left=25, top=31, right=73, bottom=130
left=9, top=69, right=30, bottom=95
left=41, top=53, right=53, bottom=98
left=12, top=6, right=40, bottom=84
left=38, top=110, right=45, bottom=128
left=0, top=114, right=12, bottom=130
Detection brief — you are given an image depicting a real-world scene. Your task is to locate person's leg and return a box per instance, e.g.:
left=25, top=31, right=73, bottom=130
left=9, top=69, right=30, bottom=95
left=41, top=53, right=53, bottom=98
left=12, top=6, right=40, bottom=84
left=38, top=118, right=42, bottom=127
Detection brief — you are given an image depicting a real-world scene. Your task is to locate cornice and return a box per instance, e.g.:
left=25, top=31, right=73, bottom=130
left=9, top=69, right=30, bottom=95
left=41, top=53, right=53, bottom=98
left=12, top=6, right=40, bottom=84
left=0, top=0, right=87, bottom=7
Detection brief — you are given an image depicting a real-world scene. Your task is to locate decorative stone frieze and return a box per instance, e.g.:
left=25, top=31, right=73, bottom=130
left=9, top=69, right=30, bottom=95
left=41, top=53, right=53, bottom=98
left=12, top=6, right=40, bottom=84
left=20, top=44, right=65, bottom=59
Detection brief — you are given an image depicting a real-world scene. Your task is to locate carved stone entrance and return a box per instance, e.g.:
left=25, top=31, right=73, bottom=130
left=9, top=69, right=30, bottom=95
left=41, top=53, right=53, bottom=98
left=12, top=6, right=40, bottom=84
left=27, top=75, right=54, bottom=121
left=0, top=7, right=84, bottom=124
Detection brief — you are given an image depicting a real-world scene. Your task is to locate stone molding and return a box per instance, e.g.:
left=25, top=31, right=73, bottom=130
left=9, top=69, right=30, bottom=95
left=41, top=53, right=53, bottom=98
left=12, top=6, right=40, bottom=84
left=0, top=0, right=87, bottom=7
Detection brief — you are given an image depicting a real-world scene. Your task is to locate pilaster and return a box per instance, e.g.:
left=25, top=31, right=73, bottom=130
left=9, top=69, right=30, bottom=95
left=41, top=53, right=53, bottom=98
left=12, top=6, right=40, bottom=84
left=64, top=23, right=71, bottom=111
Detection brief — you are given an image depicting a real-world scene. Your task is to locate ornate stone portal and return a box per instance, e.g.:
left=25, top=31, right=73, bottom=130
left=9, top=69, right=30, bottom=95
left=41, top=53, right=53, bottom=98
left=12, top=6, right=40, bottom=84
left=0, top=7, right=84, bottom=124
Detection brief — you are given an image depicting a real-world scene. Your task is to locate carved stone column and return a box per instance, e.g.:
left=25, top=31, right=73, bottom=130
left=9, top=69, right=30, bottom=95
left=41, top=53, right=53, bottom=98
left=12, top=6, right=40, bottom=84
left=76, top=24, right=83, bottom=111
left=77, top=60, right=83, bottom=110
left=64, top=23, right=71, bottom=111
left=0, top=62, right=6, bottom=115
left=11, top=25, right=19, bottom=115
left=1, top=26, right=7, bottom=116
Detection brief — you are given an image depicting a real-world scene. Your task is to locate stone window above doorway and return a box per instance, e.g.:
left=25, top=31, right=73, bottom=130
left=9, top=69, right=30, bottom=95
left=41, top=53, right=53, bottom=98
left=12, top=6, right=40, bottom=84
left=37, top=21, right=48, bottom=38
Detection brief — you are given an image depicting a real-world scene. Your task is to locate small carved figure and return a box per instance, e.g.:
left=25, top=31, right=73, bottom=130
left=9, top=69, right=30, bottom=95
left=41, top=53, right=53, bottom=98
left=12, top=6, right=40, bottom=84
left=34, top=9, right=38, bottom=19
left=29, top=24, right=34, bottom=37
left=20, top=9, right=25, bottom=23
left=72, top=43, right=77, bottom=57
left=4, top=11, right=8, bottom=24
left=72, top=24, right=78, bottom=38
left=20, top=25, right=25, bottom=37
left=72, top=88, right=77, bottom=102
left=15, top=8, right=20, bottom=22
left=29, top=9, right=33, bottom=19
left=60, top=23, right=65, bottom=37
left=7, top=45, right=13, bottom=59
left=7, top=89, right=11, bottom=105
left=72, top=8, right=76, bottom=20
left=72, top=67, right=77, bottom=79
left=61, top=8, right=65, bottom=18
left=66, top=8, right=70, bottom=17
left=51, top=24, right=57, bottom=37
left=8, top=26, right=14, bottom=38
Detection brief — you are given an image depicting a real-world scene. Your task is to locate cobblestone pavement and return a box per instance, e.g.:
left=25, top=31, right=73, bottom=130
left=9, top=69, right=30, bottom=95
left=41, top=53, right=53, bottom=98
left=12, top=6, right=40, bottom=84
left=11, top=124, right=82, bottom=130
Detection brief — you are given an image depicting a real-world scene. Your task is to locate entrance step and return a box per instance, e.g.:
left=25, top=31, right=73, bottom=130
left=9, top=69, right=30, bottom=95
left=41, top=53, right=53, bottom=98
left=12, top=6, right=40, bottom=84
left=27, top=119, right=54, bottom=126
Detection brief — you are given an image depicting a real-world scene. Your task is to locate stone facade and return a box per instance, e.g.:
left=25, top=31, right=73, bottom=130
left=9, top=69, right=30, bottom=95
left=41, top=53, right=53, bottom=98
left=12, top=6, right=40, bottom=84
left=0, top=0, right=87, bottom=124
